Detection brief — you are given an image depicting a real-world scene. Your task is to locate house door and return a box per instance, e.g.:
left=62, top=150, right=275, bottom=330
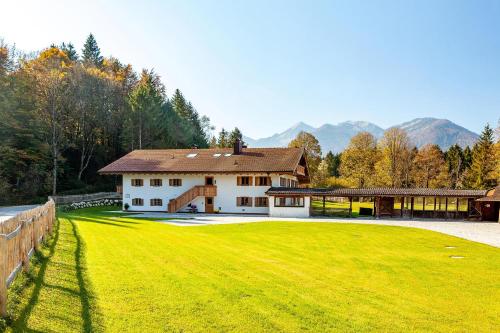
left=205, top=197, right=214, bottom=213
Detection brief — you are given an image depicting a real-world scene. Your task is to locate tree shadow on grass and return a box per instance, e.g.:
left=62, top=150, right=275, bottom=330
left=68, top=217, right=105, bottom=333
left=11, top=217, right=105, bottom=332
left=12, top=219, right=61, bottom=332
left=64, top=215, right=138, bottom=228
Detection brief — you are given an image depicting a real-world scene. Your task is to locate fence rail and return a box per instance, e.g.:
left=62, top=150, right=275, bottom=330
left=49, top=192, right=120, bottom=205
left=0, top=200, right=55, bottom=317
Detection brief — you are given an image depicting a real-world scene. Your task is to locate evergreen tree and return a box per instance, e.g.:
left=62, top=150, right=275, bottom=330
left=324, top=151, right=341, bottom=177
left=171, top=89, right=209, bottom=147
left=445, top=144, right=465, bottom=188
left=217, top=128, right=229, bottom=148
left=60, top=42, right=78, bottom=61
left=228, top=127, right=244, bottom=146
left=82, top=33, right=103, bottom=67
left=467, top=124, right=496, bottom=188
left=463, top=146, right=472, bottom=169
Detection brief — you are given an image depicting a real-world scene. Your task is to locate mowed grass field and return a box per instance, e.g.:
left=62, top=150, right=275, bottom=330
left=7, top=207, right=500, bottom=332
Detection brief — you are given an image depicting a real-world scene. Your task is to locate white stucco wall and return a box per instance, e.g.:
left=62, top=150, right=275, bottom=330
left=122, top=173, right=299, bottom=214
left=269, top=196, right=311, bottom=218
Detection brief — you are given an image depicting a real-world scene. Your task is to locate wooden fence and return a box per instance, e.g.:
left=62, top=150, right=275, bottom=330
left=49, top=192, right=120, bottom=205
left=0, top=200, right=56, bottom=317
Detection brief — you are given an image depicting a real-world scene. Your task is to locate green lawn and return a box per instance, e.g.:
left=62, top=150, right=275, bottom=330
left=6, top=207, right=500, bottom=332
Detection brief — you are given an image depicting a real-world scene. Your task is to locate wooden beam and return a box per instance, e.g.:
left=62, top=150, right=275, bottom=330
left=423, top=197, right=426, bottom=212
left=445, top=197, right=448, bottom=220
left=410, top=197, right=414, bottom=219
left=349, top=197, right=353, bottom=218
left=322, top=196, right=326, bottom=216
left=400, top=197, right=404, bottom=218
left=466, top=198, right=471, bottom=219
left=433, top=196, right=437, bottom=218
left=0, top=235, right=7, bottom=317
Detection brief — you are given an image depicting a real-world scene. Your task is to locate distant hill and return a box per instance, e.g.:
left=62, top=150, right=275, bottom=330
left=243, top=118, right=478, bottom=153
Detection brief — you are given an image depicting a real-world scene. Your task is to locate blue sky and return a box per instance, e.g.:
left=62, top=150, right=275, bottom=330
left=1, top=0, right=499, bottom=137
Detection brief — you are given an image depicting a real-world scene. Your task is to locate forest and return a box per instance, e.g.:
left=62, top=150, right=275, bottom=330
left=0, top=34, right=245, bottom=205
left=1, top=34, right=498, bottom=206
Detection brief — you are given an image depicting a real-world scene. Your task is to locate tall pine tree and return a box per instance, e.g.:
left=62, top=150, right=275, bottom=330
left=82, top=33, right=103, bottom=67
left=467, top=124, right=496, bottom=188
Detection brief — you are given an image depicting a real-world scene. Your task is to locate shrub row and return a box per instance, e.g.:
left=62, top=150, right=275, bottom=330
left=61, top=199, right=122, bottom=212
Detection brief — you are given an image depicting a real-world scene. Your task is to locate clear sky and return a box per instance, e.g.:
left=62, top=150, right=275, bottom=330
left=1, top=0, right=499, bottom=138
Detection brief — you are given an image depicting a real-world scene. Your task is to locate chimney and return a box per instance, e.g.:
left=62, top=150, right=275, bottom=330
left=233, top=138, right=243, bottom=155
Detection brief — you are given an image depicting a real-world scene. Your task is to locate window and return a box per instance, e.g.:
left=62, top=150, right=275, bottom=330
left=132, top=198, right=144, bottom=206
left=274, top=196, right=304, bottom=207
left=237, top=197, right=252, bottom=207
left=255, top=197, right=269, bottom=207
left=150, top=179, right=162, bottom=187
left=279, top=177, right=298, bottom=188
left=150, top=198, right=163, bottom=206
left=256, top=176, right=271, bottom=186
left=280, top=177, right=287, bottom=187
left=131, top=179, right=143, bottom=187
left=237, top=176, right=253, bottom=186
left=169, top=179, right=182, bottom=187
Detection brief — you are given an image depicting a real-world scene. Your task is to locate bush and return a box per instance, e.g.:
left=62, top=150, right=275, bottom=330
left=61, top=199, right=122, bottom=212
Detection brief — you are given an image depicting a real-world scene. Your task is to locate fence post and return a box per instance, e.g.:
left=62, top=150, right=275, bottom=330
left=0, top=234, right=7, bottom=317
left=21, top=219, right=29, bottom=273
left=33, top=215, right=40, bottom=251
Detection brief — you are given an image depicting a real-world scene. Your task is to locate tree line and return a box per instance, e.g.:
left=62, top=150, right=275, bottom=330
left=0, top=34, right=213, bottom=204
left=289, top=124, right=499, bottom=190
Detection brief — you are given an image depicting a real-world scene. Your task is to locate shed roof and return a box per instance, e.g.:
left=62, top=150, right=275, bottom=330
left=266, top=187, right=488, bottom=198
left=98, top=148, right=307, bottom=176
left=476, top=186, right=500, bottom=202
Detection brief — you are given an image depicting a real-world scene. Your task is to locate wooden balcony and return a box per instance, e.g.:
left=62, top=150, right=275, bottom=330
left=296, top=165, right=306, bottom=176
left=168, top=185, right=217, bottom=213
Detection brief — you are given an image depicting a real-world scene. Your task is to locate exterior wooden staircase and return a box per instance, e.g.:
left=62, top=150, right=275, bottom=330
left=168, top=185, right=217, bottom=213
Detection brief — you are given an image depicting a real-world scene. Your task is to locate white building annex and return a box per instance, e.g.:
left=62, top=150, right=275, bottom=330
left=98, top=140, right=311, bottom=217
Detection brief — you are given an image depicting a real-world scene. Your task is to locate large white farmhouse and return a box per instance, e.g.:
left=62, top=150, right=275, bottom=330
left=98, top=140, right=311, bottom=217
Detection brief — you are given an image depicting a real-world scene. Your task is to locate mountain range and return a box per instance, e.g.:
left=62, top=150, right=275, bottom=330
left=243, top=118, right=479, bottom=153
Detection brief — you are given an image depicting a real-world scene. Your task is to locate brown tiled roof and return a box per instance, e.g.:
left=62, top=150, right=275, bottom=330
left=266, top=187, right=488, bottom=198
left=476, top=186, right=500, bottom=201
left=98, top=148, right=306, bottom=175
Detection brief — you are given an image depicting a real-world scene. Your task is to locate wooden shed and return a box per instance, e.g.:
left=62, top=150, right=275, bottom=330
left=476, top=186, right=500, bottom=222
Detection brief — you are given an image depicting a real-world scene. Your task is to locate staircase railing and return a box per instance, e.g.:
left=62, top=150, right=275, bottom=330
left=168, top=185, right=217, bottom=213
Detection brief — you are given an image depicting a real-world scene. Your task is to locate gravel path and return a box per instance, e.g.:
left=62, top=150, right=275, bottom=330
left=122, top=212, right=500, bottom=248
left=0, top=205, right=39, bottom=223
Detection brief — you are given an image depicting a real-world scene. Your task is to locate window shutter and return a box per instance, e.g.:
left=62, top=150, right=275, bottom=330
left=249, top=177, right=253, bottom=186
left=267, top=177, right=272, bottom=186
left=237, top=177, right=241, bottom=186
left=249, top=197, right=253, bottom=207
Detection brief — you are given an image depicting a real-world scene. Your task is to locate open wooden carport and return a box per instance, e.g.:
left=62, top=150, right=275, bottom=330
left=266, top=187, right=490, bottom=220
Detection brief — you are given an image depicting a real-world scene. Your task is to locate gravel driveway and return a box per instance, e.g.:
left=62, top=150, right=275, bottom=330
left=122, top=212, right=500, bottom=248
left=0, top=205, right=39, bottom=223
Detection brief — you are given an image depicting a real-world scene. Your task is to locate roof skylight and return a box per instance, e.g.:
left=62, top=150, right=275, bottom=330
left=186, top=153, right=198, bottom=158
left=213, top=153, right=222, bottom=157
left=224, top=153, right=232, bottom=157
